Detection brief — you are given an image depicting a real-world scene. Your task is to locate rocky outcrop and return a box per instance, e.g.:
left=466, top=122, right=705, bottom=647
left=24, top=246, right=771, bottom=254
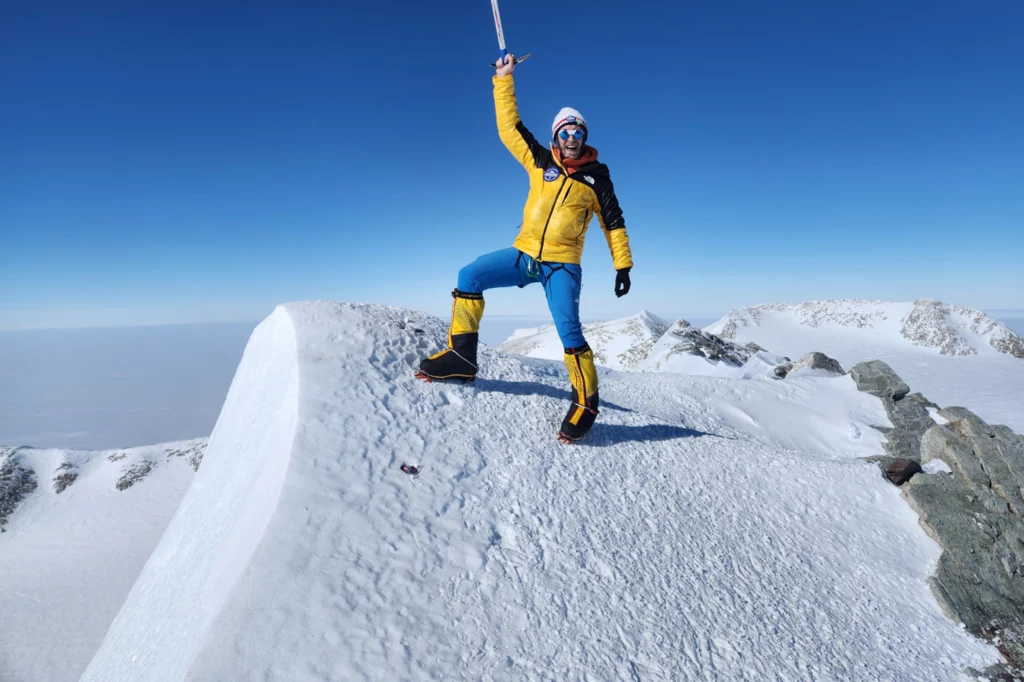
left=787, top=351, right=845, bottom=376
left=651, top=320, right=756, bottom=367
left=850, top=361, right=1024, bottom=675
left=992, top=333, right=1024, bottom=360
left=850, top=360, right=911, bottom=400
left=850, top=361, right=935, bottom=461
left=773, top=364, right=793, bottom=379
left=167, top=442, right=206, bottom=472
left=53, top=462, right=79, bottom=494
left=902, top=410, right=1024, bottom=672
left=877, top=458, right=923, bottom=486
left=901, top=298, right=1024, bottom=358
left=906, top=393, right=939, bottom=409
left=1, top=448, right=38, bottom=532
left=901, top=299, right=979, bottom=356
left=116, top=461, right=155, bottom=491
left=636, top=319, right=787, bottom=374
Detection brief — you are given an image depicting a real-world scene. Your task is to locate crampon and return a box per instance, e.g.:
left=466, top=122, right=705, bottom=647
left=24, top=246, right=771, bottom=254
left=414, top=370, right=474, bottom=384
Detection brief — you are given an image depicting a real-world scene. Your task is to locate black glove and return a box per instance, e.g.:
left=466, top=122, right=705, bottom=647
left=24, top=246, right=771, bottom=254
left=615, top=268, right=631, bottom=298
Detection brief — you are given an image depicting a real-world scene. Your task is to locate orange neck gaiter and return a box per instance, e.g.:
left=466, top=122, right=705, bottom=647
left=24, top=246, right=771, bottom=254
left=555, top=146, right=598, bottom=175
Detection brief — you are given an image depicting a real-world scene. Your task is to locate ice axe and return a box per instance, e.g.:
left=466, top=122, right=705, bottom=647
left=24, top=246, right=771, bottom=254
left=488, top=0, right=531, bottom=68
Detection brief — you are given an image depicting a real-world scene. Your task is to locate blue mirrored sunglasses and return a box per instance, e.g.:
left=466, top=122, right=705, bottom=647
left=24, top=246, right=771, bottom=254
left=558, top=129, right=585, bottom=141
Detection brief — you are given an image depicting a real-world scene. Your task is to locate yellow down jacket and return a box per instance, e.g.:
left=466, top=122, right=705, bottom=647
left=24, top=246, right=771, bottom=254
left=494, top=75, right=633, bottom=270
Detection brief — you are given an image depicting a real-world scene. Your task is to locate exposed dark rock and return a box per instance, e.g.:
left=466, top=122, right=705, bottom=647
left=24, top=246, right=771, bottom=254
left=968, top=662, right=1024, bottom=682
left=787, top=351, right=845, bottom=376
left=53, top=462, right=78, bottom=494
left=116, top=461, right=155, bottom=491
left=641, top=319, right=783, bottom=372
left=873, top=457, right=923, bottom=486
left=850, top=362, right=933, bottom=461
left=992, top=333, right=1024, bottom=360
left=773, top=364, right=793, bottom=379
left=1, top=448, right=38, bottom=531
left=166, top=442, right=206, bottom=472
left=672, top=326, right=749, bottom=366
left=850, top=360, right=910, bottom=400
left=940, top=406, right=979, bottom=422
left=849, top=365, right=1024, bottom=670
left=902, top=408, right=1024, bottom=669
left=906, top=392, right=940, bottom=409
left=901, top=299, right=978, bottom=356
left=881, top=396, right=936, bottom=461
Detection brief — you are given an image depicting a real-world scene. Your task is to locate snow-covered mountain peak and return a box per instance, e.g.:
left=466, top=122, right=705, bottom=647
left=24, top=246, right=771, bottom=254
left=635, top=318, right=788, bottom=377
left=1, top=440, right=203, bottom=532
left=75, top=301, right=1001, bottom=680
left=709, top=298, right=1024, bottom=358
left=497, top=309, right=669, bottom=370
left=0, top=440, right=203, bottom=681
left=901, top=298, right=1024, bottom=357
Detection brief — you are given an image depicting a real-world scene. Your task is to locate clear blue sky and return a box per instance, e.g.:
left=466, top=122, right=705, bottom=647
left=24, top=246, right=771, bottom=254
left=2, top=0, right=1022, bottom=330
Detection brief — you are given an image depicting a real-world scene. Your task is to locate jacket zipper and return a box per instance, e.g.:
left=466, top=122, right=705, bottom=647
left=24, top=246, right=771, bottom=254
left=575, top=209, right=590, bottom=247
left=536, top=176, right=568, bottom=262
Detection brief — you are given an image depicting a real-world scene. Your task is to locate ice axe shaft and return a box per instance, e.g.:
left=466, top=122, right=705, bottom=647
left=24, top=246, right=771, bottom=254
left=489, top=0, right=529, bottom=67
left=491, top=0, right=507, bottom=58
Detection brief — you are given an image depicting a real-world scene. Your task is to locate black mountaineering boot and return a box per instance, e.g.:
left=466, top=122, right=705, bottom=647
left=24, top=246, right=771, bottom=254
left=417, top=290, right=484, bottom=382
left=557, top=344, right=600, bottom=443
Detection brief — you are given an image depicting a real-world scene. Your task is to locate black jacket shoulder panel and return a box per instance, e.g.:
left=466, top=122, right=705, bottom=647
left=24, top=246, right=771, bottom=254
left=515, top=122, right=553, bottom=169
left=569, top=161, right=624, bottom=230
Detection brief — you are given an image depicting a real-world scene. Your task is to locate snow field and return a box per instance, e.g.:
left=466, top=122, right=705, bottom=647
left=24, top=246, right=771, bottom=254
left=82, top=302, right=999, bottom=680
left=0, top=440, right=201, bottom=681
left=707, top=306, right=1024, bottom=432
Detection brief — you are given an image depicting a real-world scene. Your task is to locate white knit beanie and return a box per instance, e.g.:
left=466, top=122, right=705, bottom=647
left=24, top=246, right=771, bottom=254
left=551, top=107, right=588, bottom=140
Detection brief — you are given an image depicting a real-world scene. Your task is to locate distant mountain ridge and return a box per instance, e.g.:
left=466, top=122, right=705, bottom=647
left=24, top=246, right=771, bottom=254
left=708, top=298, right=1024, bottom=358
left=495, top=299, right=1024, bottom=431
left=497, top=311, right=670, bottom=370
left=0, top=440, right=202, bottom=681
left=634, top=319, right=788, bottom=377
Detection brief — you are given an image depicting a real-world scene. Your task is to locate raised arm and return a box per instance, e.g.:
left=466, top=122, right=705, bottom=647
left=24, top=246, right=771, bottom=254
left=493, top=56, right=550, bottom=170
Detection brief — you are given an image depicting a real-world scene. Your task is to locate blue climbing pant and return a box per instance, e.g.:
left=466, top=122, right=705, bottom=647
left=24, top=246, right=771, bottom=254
left=457, top=247, right=586, bottom=349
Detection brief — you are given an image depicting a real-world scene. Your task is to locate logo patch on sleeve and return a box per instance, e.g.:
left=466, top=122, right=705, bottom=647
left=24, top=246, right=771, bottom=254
left=543, top=167, right=561, bottom=182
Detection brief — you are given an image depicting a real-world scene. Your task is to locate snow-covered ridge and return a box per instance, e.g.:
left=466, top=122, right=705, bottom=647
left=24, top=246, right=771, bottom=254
left=83, top=305, right=300, bottom=682
left=497, top=311, right=788, bottom=378
left=0, top=440, right=203, bottom=681
left=497, top=310, right=669, bottom=370
left=634, top=319, right=788, bottom=377
left=0, top=440, right=204, bottom=531
left=79, top=301, right=1000, bottom=680
left=709, top=298, right=1024, bottom=358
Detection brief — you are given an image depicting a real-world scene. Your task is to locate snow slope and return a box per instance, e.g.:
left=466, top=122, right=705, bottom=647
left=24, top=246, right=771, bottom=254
left=497, top=310, right=669, bottom=370
left=711, top=299, right=1024, bottom=358
left=0, top=440, right=203, bottom=682
left=707, top=299, right=1024, bottom=431
left=634, top=319, right=788, bottom=378
left=82, top=302, right=999, bottom=681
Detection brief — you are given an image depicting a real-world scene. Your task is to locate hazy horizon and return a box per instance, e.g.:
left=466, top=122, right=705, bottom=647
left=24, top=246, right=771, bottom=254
left=2, top=306, right=1023, bottom=451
